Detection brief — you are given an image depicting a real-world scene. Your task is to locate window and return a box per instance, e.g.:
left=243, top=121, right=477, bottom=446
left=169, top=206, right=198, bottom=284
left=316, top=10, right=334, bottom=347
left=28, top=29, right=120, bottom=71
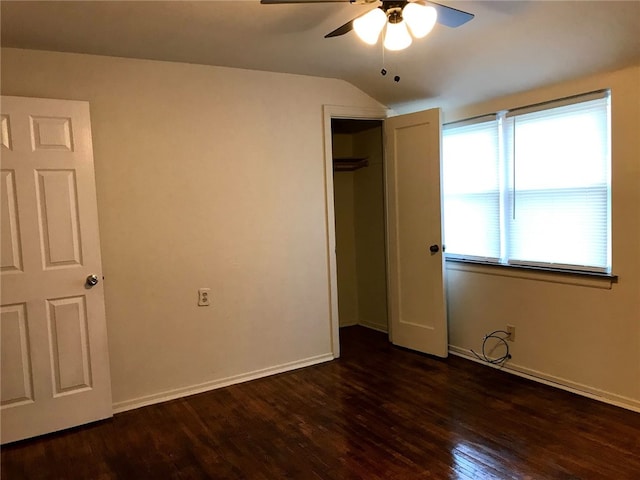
left=442, top=91, right=611, bottom=274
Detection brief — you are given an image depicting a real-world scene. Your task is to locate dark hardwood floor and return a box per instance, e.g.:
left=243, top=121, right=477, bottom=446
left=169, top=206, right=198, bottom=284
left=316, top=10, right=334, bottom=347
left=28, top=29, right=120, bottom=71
left=2, top=326, right=640, bottom=479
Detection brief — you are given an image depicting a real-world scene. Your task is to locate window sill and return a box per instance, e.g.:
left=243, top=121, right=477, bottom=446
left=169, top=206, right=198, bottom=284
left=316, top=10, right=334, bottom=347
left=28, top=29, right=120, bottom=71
left=445, top=258, right=617, bottom=290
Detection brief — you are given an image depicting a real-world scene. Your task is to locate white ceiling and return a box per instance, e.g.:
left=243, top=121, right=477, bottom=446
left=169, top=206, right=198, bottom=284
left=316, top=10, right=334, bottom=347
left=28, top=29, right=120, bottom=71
left=2, top=0, right=639, bottom=111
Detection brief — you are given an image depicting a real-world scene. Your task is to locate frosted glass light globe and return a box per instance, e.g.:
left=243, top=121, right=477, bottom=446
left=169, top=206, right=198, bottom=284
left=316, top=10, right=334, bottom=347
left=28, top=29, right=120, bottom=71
left=403, top=3, right=437, bottom=39
left=353, top=8, right=387, bottom=45
left=384, top=20, right=412, bottom=51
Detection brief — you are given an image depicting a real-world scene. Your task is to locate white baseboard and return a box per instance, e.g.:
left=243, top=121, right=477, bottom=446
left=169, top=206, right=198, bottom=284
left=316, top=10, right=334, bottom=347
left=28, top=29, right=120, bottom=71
left=449, top=345, right=640, bottom=413
left=359, top=321, right=388, bottom=333
left=113, top=345, right=639, bottom=416
left=339, top=320, right=358, bottom=327
left=112, top=353, right=334, bottom=414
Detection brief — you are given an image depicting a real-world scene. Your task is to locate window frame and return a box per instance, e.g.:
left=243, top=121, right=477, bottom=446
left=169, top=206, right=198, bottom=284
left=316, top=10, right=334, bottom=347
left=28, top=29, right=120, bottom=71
left=442, top=90, right=613, bottom=280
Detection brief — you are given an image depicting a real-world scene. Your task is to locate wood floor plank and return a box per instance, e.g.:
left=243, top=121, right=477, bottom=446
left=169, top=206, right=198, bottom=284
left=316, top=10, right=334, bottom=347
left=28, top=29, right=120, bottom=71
left=2, top=326, right=639, bottom=479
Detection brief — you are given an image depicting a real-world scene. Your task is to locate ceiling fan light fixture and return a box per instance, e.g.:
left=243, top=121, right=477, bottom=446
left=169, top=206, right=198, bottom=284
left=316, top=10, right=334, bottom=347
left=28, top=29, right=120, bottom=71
left=353, top=7, right=387, bottom=45
left=403, top=3, right=438, bottom=39
left=383, top=20, right=412, bottom=51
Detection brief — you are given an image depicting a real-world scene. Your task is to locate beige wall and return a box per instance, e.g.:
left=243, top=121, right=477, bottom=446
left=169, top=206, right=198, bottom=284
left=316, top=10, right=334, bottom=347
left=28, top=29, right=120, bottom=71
left=443, top=65, right=640, bottom=410
left=332, top=132, right=359, bottom=327
left=1, top=48, right=384, bottom=409
left=352, top=127, right=388, bottom=332
left=3, top=47, right=637, bottom=412
left=332, top=173, right=359, bottom=327
left=332, top=128, right=388, bottom=332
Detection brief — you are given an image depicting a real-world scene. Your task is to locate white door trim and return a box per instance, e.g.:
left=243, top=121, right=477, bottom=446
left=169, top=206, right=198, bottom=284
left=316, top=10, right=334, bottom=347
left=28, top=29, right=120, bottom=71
left=322, top=105, right=388, bottom=358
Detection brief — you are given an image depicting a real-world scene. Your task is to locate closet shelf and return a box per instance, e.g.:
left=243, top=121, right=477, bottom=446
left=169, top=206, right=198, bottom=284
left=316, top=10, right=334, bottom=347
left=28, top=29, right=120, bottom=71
left=333, top=157, right=369, bottom=171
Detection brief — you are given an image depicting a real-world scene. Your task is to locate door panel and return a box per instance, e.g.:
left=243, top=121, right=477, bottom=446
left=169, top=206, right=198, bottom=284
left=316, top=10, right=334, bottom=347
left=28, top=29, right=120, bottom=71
left=0, top=96, right=112, bottom=444
left=1, top=170, right=23, bottom=272
left=47, top=296, right=92, bottom=394
left=31, top=116, right=74, bottom=151
left=0, top=304, right=33, bottom=406
left=1, top=114, right=12, bottom=150
left=36, top=169, right=83, bottom=267
left=385, top=108, right=448, bottom=357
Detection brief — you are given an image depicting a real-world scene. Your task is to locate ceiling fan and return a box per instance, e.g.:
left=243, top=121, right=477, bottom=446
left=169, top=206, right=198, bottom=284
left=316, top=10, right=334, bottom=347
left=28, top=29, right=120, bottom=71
left=260, top=0, right=474, bottom=51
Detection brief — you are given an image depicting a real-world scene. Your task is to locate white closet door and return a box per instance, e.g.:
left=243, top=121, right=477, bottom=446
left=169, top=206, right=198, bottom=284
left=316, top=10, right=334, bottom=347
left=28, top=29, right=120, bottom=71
left=385, top=108, right=448, bottom=357
left=1, top=95, right=112, bottom=444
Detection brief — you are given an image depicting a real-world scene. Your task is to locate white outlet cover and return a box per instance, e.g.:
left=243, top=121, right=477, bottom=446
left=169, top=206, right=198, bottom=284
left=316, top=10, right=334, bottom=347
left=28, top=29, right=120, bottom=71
left=198, top=288, right=211, bottom=306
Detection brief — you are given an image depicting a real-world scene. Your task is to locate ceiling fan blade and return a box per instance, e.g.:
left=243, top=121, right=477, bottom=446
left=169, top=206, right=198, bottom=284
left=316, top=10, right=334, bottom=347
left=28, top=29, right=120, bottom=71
left=261, top=0, right=353, bottom=4
left=426, top=1, right=474, bottom=28
left=325, top=19, right=355, bottom=38
left=324, top=3, right=379, bottom=38
left=261, top=0, right=474, bottom=36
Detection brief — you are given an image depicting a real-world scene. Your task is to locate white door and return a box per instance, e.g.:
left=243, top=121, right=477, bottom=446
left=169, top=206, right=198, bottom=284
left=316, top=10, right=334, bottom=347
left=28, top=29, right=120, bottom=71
left=385, top=108, right=448, bottom=357
left=1, top=96, right=112, bottom=444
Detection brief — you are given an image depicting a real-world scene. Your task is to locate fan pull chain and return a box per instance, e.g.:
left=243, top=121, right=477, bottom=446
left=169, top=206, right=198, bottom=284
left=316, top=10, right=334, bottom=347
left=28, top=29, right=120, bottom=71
left=379, top=41, right=400, bottom=82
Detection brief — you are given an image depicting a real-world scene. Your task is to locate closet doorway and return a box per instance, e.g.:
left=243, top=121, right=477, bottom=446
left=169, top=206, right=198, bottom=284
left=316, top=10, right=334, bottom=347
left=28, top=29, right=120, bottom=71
left=331, top=119, right=388, bottom=334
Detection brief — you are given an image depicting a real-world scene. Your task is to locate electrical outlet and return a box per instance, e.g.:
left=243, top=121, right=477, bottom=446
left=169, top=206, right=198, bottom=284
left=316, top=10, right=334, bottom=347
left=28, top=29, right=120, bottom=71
left=507, top=325, right=516, bottom=342
left=198, top=288, right=211, bottom=306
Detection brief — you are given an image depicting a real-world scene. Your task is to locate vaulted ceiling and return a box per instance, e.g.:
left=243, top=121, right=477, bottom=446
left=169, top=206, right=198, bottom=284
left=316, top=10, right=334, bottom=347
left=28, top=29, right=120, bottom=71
left=2, top=1, right=639, bottom=112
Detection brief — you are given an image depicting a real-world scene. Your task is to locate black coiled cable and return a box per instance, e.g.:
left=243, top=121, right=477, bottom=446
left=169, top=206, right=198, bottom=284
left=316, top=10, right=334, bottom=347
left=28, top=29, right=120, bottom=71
left=471, top=329, right=512, bottom=366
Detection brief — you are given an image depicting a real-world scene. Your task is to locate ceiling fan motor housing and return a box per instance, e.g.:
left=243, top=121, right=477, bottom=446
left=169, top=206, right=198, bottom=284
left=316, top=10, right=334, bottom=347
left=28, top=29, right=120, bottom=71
left=385, top=2, right=411, bottom=24
left=387, top=9, right=403, bottom=24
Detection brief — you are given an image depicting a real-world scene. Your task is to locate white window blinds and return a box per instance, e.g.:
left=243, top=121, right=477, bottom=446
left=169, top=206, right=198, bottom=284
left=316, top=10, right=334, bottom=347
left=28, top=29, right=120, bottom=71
left=442, top=91, right=611, bottom=273
left=442, top=117, right=501, bottom=260
left=506, top=95, right=611, bottom=271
